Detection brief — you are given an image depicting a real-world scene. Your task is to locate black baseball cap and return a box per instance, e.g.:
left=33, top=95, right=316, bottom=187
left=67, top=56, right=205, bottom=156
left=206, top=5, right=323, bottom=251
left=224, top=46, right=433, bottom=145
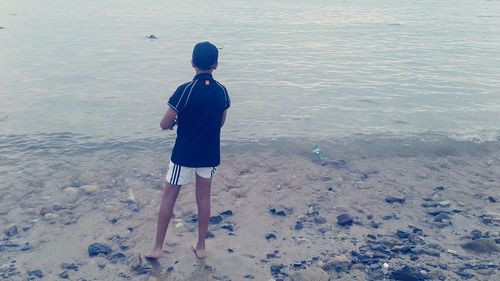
left=192, top=41, right=218, bottom=69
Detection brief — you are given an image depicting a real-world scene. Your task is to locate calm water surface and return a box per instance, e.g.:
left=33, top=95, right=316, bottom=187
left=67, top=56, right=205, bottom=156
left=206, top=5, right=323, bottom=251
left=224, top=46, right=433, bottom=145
left=1, top=0, right=500, bottom=143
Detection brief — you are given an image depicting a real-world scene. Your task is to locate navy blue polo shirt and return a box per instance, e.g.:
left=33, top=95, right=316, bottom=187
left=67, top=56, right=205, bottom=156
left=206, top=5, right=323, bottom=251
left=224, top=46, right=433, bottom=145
left=167, top=73, right=230, bottom=167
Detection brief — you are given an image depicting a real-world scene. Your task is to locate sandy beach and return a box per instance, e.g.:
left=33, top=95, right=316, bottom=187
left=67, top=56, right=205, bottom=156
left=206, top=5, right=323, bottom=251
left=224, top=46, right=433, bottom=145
left=1, top=136, right=499, bottom=280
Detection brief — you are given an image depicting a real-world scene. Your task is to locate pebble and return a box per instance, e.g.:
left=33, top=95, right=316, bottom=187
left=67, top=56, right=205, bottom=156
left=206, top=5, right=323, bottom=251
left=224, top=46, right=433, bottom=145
left=61, top=263, right=78, bottom=271
left=146, top=34, right=158, bottom=39
left=27, top=269, right=43, bottom=279
left=438, top=200, right=451, bottom=208
left=243, top=274, right=255, bottom=279
left=221, top=222, right=235, bottom=231
left=314, top=216, right=327, bottom=224
left=58, top=271, right=69, bottom=279
left=269, top=208, right=288, bottom=217
left=110, top=253, right=127, bottom=263
left=63, top=187, right=81, bottom=202
left=294, top=237, right=308, bottom=245
left=321, top=255, right=350, bottom=271
left=209, top=215, right=223, bottom=224
left=446, top=249, right=457, bottom=255
left=307, top=206, right=319, bottom=216
left=126, top=188, right=136, bottom=203
left=265, top=233, right=277, bottom=241
left=88, top=243, right=112, bottom=256
left=385, top=196, right=406, bottom=204
left=389, top=266, right=428, bottom=281
left=290, top=267, right=329, bottom=281
left=81, top=185, right=99, bottom=194
left=396, top=230, right=411, bottom=239
left=337, top=213, right=354, bottom=226
left=294, top=221, right=304, bottom=230
left=470, top=229, right=482, bottom=240
left=220, top=210, right=234, bottom=217
left=4, top=225, right=18, bottom=237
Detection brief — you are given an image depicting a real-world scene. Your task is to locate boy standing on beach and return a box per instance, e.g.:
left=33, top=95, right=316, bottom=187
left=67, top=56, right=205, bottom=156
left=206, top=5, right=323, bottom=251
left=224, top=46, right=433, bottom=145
left=146, top=41, right=230, bottom=259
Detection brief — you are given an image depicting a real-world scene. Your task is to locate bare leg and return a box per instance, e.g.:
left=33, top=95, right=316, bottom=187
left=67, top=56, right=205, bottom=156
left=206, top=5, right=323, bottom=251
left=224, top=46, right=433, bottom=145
left=146, top=183, right=181, bottom=259
left=194, top=174, right=212, bottom=259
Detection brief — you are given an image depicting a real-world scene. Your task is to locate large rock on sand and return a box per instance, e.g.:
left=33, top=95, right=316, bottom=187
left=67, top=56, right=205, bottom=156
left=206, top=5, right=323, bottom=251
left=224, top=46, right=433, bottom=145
left=290, top=267, right=329, bottom=281
left=461, top=239, right=500, bottom=254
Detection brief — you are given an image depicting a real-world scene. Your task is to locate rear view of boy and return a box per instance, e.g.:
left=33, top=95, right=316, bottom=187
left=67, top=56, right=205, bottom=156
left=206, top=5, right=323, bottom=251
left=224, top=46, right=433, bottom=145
left=146, top=41, right=230, bottom=259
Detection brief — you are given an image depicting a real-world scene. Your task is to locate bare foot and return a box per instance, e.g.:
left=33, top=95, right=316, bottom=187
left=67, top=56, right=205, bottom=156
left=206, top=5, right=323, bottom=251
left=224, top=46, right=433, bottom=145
left=191, top=245, right=207, bottom=259
left=144, top=248, right=164, bottom=261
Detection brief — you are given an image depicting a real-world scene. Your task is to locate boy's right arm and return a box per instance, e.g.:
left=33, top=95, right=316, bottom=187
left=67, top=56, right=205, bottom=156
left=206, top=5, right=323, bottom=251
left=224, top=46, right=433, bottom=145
left=160, top=107, right=177, bottom=130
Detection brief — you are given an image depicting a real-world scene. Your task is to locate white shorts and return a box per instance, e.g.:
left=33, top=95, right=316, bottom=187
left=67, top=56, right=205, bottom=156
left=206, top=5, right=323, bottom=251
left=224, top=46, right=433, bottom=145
left=165, top=161, right=217, bottom=186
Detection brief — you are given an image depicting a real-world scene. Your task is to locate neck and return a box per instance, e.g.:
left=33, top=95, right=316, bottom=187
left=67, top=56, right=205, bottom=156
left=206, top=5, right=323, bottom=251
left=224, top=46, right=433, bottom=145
left=195, top=68, right=213, bottom=75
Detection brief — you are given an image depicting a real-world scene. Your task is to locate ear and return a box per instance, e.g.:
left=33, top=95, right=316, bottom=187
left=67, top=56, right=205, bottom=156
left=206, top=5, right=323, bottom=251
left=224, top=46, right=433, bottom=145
left=212, top=63, right=218, bottom=70
left=191, top=60, right=196, bottom=68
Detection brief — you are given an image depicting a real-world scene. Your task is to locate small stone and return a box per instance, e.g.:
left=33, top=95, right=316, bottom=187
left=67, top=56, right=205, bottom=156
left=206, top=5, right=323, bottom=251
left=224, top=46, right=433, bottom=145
left=175, top=223, right=183, bottom=229
left=63, top=187, right=81, bottom=202
left=385, top=196, right=406, bottom=204
left=221, top=222, right=235, bottom=231
left=294, top=221, right=303, bottom=230
left=58, top=271, right=69, bottom=279
left=434, top=213, right=451, bottom=223
left=307, top=206, right=319, bottom=216
left=470, top=229, right=482, bottom=240
left=110, top=253, right=126, bottom=263
left=269, top=208, right=287, bottom=217
left=44, top=213, right=60, bottom=221
left=295, top=237, right=308, bottom=245
left=265, top=233, right=277, bottom=241
left=321, top=255, right=350, bottom=271
left=4, top=225, right=18, bottom=237
left=438, top=200, right=451, bottom=208
left=88, top=243, right=112, bottom=257
left=61, top=263, right=78, bottom=271
left=27, top=269, right=43, bottom=278
left=337, top=213, right=353, bottom=226
left=446, top=249, right=457, bottom=255
left=167, top=266, right=174, bottom=272
left=206, top=231, right=215, bottom=239
left=220, top=210, right=234, bottom=217
left=243, top=274, right=255, bottom=279
left=396, top=230, right=411, bottom=239
left=209, top=215, right=223, bottom=224
left=81, top=185, right=99, bottom=194
left=421, top=202, right=439, bottom=208
left=290, top=267, right=329, bottom=281
left=39, top=207, right=52, bottom=216
left=146, top=34, right=158, bottom=39
left=389, top=266, right=427, bottom=281
left=314, top=216, right=327, bottom=224
left=488, top=196, right=497, bottom=203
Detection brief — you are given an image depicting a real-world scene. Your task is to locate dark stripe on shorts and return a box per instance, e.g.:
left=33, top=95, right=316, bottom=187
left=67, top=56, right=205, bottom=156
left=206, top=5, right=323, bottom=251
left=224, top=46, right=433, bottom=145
left=170, top=164, right=179, bottom=185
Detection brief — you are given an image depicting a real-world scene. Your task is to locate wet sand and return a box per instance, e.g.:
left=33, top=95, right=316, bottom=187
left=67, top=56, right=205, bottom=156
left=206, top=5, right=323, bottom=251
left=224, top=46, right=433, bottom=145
left=1, top=137, right=499, bottom=280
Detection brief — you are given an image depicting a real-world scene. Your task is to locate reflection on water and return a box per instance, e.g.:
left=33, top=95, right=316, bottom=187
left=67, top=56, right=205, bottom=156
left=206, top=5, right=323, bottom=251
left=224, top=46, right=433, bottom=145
left=1, top=0, right=500, bottom=141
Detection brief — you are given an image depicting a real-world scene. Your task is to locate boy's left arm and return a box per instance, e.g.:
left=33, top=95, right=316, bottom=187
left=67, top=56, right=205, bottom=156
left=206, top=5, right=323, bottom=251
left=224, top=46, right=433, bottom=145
left=160, top=107, right=177, bottom=130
